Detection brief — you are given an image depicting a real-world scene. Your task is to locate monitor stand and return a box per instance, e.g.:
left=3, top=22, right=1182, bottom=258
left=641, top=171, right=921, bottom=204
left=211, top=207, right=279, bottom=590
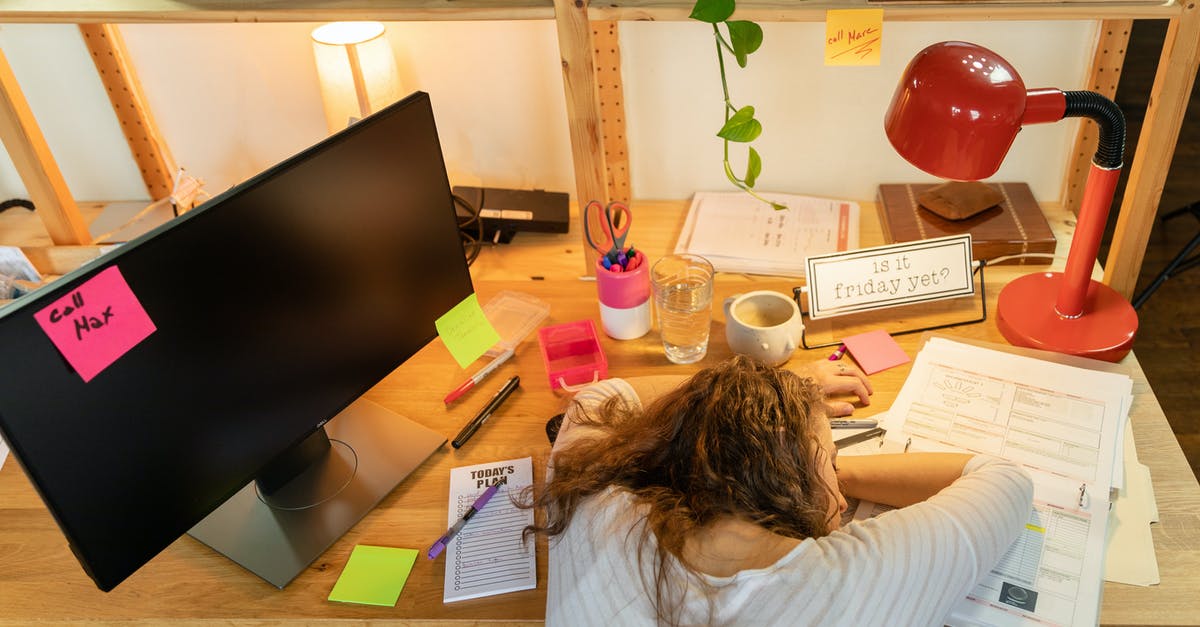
left=188, top=398, right=445, bottom=588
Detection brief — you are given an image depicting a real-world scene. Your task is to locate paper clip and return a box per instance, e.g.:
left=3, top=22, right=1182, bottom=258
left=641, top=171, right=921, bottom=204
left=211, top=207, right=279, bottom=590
left=1078, top=483, right=1089, bottom=508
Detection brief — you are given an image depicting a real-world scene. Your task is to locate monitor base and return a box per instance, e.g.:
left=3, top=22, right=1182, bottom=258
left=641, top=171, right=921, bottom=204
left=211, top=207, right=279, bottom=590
left=187, top=398, right=445, bottom=588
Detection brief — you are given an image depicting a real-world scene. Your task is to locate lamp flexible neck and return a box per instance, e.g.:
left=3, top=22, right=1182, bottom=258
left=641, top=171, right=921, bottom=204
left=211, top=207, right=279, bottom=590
left=1062, top=91, right=1125, bottom=169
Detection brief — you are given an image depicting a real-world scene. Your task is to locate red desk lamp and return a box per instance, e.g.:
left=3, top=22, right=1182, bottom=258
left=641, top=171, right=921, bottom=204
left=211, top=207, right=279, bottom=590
left=884, top=41, right=1137, bottom=362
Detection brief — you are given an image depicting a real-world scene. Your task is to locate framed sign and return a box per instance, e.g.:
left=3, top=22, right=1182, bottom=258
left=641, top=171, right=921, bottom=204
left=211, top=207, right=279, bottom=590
left=805, top=234, right=975, bottom=320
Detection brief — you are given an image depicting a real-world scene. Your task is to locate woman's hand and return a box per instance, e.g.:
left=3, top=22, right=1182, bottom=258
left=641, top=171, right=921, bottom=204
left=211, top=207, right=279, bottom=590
left=788, top=359, right=873, bottom=417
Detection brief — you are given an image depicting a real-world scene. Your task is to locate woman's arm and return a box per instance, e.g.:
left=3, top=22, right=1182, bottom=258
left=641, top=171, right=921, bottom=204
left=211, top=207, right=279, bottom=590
left=624, top=375, right=688, bottom=406
left=836, top=452, right=973, bottom=508
left=554, top=376, right=687, bottom=450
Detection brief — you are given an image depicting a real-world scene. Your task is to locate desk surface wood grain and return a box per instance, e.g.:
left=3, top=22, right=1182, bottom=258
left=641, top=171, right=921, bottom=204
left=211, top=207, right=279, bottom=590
left=0, top=200, right=1196, bottom=624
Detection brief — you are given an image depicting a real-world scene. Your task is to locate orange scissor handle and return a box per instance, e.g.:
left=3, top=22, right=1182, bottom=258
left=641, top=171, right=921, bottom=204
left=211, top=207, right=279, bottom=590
left=604, top=202, right=632, bottom=252
left=584, top=200, right=633, bottom=261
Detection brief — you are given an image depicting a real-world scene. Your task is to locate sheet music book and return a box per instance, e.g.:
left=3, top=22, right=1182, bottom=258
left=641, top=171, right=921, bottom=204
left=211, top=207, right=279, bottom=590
left=674, top=191, right=860, bottom=277
left=442, top=456, right=536, bottom=603
left=870, top=337, right=1132, bottom=627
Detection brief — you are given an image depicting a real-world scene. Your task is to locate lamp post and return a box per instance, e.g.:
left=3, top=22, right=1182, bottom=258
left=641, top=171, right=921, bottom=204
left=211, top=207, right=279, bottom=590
left=885, top=41, right=1137, bottom=362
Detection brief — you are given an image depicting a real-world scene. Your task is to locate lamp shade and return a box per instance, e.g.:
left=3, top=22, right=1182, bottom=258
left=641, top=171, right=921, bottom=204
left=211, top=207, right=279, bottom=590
left=884, top=41, right=1028, bottom=181
left=312, top=22, right=401, bottom=133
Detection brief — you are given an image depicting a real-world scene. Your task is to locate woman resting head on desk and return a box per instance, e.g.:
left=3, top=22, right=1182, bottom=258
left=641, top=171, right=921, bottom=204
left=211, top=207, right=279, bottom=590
left=525, top=355, right=1033, bottom=626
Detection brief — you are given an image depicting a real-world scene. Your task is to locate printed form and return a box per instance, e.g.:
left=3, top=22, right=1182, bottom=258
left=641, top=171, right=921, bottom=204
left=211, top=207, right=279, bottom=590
left=674, top=191, right=859, bottom=277
left=877, top=338, right=1131, bottom=627
left=443, top=456, right=536, bottom=603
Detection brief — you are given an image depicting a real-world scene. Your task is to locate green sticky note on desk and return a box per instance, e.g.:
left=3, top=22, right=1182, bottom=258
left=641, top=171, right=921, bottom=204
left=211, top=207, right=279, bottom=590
left=436, top=293, right=501, bottom=368
left=328, top=545, right=418, bottom=607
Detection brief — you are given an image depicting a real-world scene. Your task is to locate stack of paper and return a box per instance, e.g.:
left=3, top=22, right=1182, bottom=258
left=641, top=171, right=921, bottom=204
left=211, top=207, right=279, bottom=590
left=869, top=338, right=1137, bottom=627
left=674, top=191, right=860, bottom=277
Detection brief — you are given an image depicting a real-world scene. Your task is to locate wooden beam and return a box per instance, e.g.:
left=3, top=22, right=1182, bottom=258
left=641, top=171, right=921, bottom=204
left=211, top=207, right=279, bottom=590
left=20, top=245, right=109, bottom=277
left=1062, top=20, right=1131, bottom=215
left=1105, top=5, right=1200, bottom=298
left=554, top=0, right=609, bottom=275
left=0, top=49, right=91, bottom=245
left=0, top=0, right=1179, bottom=24
left=594, top=20, right=631, bottom=206
left=79, top=24, right=178, bottom=201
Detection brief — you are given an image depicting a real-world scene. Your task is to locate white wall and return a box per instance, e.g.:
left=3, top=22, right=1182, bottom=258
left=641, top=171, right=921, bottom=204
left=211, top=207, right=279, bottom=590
left=0, top=19, right=1097, bottom=204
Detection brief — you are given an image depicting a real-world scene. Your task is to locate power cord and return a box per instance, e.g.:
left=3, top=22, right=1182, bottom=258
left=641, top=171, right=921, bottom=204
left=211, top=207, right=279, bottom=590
left=453, top=191, right=484, bottom=266
left=0, top=198, right=35, bottom=214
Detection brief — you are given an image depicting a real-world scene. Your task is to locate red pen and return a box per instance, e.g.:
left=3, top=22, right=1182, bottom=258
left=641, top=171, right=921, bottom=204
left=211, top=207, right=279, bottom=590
left=444, top=347, right=515, bottom=404
left=828, top=344, right=847, bottom=360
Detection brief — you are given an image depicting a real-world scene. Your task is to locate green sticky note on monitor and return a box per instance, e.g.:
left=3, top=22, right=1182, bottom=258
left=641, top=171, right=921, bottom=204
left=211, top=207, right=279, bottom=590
left=435, top=293, right=501, bottom=368
left=328, top=545, right=419, bottom=607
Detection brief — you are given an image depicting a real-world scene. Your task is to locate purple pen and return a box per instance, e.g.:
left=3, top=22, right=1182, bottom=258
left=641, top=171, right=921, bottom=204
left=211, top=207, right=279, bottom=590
left=427, top=481, right=502, bottom=559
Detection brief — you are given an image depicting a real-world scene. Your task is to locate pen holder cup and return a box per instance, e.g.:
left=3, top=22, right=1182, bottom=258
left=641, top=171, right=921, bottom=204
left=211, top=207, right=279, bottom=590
left=538, top=320, right=608, bottom=392
left=595, top=251, right=651, bottom=340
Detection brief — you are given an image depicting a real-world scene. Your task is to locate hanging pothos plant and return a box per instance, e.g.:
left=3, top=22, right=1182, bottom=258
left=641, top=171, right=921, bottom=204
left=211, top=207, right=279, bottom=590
left=689, top=0, right=786, bottom=210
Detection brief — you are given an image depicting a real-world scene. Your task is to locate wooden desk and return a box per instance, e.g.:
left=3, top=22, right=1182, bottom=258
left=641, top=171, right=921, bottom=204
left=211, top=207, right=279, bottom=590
left=0, top=201, right=1197, bottom=624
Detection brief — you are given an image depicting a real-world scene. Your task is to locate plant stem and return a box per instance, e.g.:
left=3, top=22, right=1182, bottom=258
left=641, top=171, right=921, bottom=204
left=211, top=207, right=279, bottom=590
left=712, top=24, right=738, bottom=182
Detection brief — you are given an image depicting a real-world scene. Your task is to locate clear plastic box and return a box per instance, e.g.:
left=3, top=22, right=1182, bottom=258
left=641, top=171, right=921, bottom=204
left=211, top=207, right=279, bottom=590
left=482, top=290, right=551, bottom=357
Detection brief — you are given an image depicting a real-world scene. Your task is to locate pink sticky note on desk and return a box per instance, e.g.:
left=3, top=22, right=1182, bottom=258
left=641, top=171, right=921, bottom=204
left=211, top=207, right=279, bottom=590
left=842, top=329, right=910, bottom=374
left=33, top=266, right=157, bottom=382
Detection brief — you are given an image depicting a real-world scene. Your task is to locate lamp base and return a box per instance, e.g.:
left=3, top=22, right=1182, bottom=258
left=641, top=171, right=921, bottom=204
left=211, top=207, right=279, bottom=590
left=996, top=272, right=1137, bottom=363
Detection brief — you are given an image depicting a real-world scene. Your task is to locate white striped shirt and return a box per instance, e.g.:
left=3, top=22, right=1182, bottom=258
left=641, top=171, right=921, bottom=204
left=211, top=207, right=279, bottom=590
left=547, top=379, right=1034, bottom=626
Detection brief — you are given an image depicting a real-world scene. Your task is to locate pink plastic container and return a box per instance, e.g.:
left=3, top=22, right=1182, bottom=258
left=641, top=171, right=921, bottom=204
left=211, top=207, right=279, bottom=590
left=537, top=320, right=608, bottom=391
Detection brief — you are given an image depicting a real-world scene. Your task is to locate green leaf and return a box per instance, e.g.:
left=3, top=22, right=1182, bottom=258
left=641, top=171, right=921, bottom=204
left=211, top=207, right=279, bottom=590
left=745, top=146, right=762, bottom=187
left=717, top=106, right=762, bottom=143
left=727, top=21, right=764, bottom=68
left=770, top=201, right=788, bottom=211
left=689, top=0, right=735, bottom=24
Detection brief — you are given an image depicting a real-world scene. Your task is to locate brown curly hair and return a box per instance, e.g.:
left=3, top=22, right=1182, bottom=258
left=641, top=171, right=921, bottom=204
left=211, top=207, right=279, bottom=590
left=524, top=356, right=839, bottom=624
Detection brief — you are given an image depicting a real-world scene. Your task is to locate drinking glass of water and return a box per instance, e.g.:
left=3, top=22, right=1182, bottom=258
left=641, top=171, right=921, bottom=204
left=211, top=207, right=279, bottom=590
left=650, top=254, right=714, bottom=364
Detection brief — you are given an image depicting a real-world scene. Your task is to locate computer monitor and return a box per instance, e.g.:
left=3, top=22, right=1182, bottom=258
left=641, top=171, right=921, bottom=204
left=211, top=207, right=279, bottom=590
left=0, top=92, right=473, bottom=591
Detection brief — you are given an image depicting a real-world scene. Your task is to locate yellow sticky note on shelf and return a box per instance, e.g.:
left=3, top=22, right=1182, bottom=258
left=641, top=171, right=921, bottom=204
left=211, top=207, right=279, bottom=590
left=436, top=293, right=502, bottom=368
left=825, top=9, right=884, bottom=66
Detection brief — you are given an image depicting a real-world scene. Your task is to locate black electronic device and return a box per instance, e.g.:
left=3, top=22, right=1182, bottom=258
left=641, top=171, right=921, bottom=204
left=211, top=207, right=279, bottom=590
left=546, top=412, right=565, bottom=444
left=0, top=92, right=472, bottom=591
left=453, top=185, right=569, bottom=244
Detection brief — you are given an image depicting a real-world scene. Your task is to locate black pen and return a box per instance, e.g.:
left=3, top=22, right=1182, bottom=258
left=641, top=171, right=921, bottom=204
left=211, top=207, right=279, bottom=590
left=452, top=375, right=520, bottom=449
left=834, top=427, right=886, bottom=450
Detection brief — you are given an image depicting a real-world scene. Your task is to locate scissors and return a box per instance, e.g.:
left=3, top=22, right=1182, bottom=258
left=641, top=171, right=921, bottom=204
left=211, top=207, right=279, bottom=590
left=584, top=200, right=632, bottom=262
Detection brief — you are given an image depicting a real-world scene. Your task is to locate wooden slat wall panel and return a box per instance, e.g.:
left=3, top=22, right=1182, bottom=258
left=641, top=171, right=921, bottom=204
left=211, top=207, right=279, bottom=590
left=1062, top=20, right=1131, bottom=216
left=1106, top=5, right=1200, bottom=297
left=593, top=20, right=631, bottom=206
left=79, top=24, right=178, bottom=201
left=554, top=0, right=609, bottom=275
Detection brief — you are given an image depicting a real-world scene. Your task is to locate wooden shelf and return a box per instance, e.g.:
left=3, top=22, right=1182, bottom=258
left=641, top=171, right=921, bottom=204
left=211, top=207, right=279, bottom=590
left=0, top=0, right=1178, bottom=22
left=0, top=1, right=558, bottom=23
left=0, top=0, right=1196, bottom=295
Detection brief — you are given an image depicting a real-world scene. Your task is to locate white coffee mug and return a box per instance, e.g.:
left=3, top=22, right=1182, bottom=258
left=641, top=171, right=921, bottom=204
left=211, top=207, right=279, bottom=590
left=723, top=290, right=804, bottom=366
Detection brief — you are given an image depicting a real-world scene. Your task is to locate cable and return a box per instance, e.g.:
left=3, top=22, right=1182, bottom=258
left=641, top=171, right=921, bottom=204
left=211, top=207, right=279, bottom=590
left=453, top=191, right=484, bottom=266
left=0, top=198, right=35, bottom=214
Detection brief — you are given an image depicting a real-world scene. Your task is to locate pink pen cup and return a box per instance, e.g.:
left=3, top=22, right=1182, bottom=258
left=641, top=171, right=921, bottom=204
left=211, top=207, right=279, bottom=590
left=595, top=251, right=651, bottom=340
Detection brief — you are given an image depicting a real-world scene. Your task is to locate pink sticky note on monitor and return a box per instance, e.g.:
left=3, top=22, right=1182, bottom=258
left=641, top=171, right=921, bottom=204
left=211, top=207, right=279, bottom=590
left=33, top=266, right=157, bottom=382
left=842, top=329, right=910, bottom=375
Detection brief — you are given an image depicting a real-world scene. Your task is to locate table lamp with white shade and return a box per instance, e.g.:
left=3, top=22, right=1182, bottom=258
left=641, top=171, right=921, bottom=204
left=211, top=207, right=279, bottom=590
left=311, top=21, right=402, bottom=133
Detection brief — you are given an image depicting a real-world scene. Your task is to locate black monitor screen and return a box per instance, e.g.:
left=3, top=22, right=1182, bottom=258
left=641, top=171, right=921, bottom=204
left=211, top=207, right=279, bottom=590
left=0, top=92, right=473, bottom=591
